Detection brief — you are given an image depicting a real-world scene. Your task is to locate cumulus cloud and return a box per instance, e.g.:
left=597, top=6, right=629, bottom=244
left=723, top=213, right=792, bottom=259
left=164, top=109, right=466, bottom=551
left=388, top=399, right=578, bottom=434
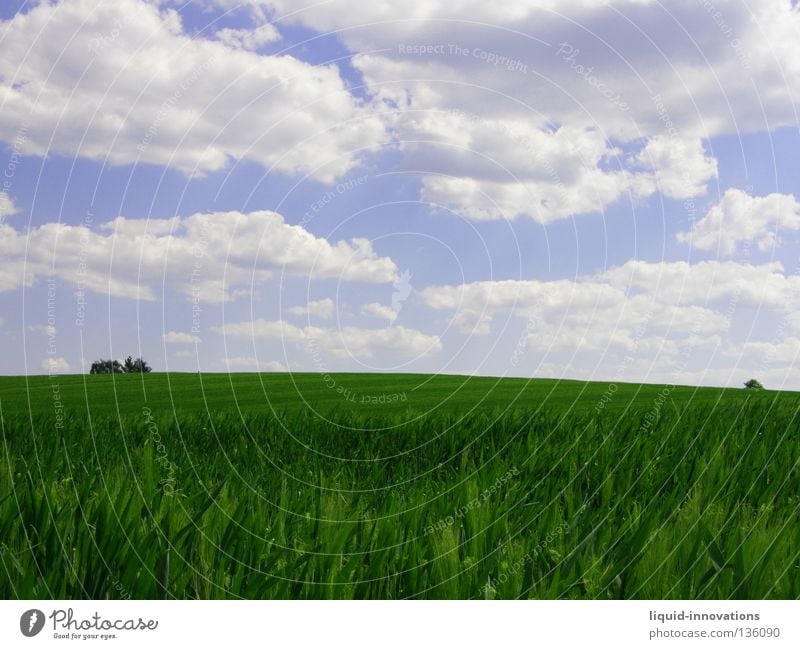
left=635, top=136, right=717, bottom=200
left=264, top=0, right=656, bottom=37
left=360, top=302, right=397, bottom=321
left=8, top=0, right=792, bottom=224
left=0, top=193, right=18, bottom=218
left=246, top=0, right=800, bottom=222
left=0, top=0, right=386, bottom=181
left=212, top=319, right=441, bottom=360
left=42, top=357, right=71, bottom=373
left=163, top=331, right=202, bottom=343
left=28, top=324, right=57, bottom=336
left=401, top=112, right=653, bottom=222
left=286, top=0, right=800, bottom=138
left=0, top=210, right=397, bottom=301
left=222, top=356, right=286, bottom=371
left=215, top=23, right=281, bottom=50
left=601, top=260, right=800, bottom=315
left=422, top=274, right=723, bottom=344
left=677, top=189, right=800, bottom=255
left=288, top=298, right=335, bottom=319
left=724, top=337, right=800, bottom=367
left=420, top=260, right=800, bottom=363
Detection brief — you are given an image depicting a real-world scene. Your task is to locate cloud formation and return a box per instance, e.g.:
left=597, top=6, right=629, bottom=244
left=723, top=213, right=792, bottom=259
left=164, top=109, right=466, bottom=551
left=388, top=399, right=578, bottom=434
left=222, top=356, right=286, bottom=371
left=213, top=319, right=442, bottom=360
left=421, top=260, right=800, bottom=360
left=288, top=298, right=335, bottom=319
left=163, top=331, right=202, bottom=343
left=361, top=302, right=397, bottom=321
left=0, top=0, right=386, bottom=181
left=0, top=210, right=397, bottom=301
left=678, top=189, right=800, bottom=255
left=0, top=193, right=18, bottom=218
left=259, top=0, right=800, bottom=222
left=42, top=357, right=71, bottom=373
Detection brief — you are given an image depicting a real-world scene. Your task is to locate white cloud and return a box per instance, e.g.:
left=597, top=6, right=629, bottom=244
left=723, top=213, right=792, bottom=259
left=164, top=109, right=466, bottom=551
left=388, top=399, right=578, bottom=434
left=163, top=331, right=202, bottom=343
left=638, top=334, right=800, bottom=390
left=384, top=99, right=717, bottom=225
left=677, top=189, right=800, bottom=255
left=244, top=0, right=800, bottom=223
left=9, top=0, right=794, bottom=226
left=360, top=302, right=397, bottom=321
left=28, top=324, right=57, bottom=336
left=216, top=23, right=280, bottom=50
left=288, top=298, right=335, bottom=319
left=222, top=356, right=286, bottom=371
left=304, top=0, right=800, bottom=139
left=601, top=260, right=800, bottom=315
left=724, top=337, right=800, bottom=367
left=216, top=319, right=294, bottom=340
left=305, top=323, right=443, bottom=359
left=0, top=210, right=397, bottom=300
left=404, top=114, right=652, bottom=222
left=420, top=260, right=800, bottom=376
left=0, top=0, right=386, bottom=181
left=212, top=319, right=441, bottom=360
left=0, top=193, right=18, bottom=218
left=635, top=136, right=717, bottom=200
left=264, top=0, right=655, bottom=35
left=42, top=357, right=70, bottom=373
left=421, top=273, right=729, bottom=343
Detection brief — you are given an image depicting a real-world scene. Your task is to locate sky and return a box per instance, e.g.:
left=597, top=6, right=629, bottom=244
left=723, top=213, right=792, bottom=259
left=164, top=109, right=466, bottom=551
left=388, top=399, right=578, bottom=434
left=2, top=0, right=800, bottom=388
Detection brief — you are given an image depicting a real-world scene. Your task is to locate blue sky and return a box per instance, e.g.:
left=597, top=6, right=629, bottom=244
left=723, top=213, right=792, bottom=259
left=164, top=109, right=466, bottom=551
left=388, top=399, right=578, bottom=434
left=2, top=0, right=800, bottom=388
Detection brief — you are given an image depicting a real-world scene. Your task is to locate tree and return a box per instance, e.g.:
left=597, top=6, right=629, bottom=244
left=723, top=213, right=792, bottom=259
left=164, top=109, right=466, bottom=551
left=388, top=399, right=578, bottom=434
left=89, top=357, right=151, bottom=374
left=124, top=356, right=152, bottom=373
left=744, top=378, right=764, bottom=390
left=90, top=359, right=124, bottom=374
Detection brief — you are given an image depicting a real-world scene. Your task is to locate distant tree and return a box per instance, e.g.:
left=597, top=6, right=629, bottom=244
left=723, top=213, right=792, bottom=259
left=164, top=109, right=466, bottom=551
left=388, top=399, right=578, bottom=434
left=89, top=356, right=151, bottom=374
left=127, top=356, right=152, bottom=373
left=90, top=359, right=124, bottom=374
left=744, top=378, right=764, bottom=390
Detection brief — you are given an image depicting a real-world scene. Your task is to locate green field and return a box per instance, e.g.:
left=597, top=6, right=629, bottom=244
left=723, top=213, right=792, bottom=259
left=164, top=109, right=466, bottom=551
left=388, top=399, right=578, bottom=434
left=1, top=372, right=798, bottom=598
left=0, top=371, right=789, bottom=420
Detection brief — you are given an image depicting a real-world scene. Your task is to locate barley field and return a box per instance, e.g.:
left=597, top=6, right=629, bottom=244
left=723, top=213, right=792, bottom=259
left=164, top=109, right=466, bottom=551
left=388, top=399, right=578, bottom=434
left=1, top=373, right=798, bottom=598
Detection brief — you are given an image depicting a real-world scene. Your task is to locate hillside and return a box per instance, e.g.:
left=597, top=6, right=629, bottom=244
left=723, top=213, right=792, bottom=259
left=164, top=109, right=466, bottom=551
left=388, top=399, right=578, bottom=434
left=0, top=372, right=793, bottom=422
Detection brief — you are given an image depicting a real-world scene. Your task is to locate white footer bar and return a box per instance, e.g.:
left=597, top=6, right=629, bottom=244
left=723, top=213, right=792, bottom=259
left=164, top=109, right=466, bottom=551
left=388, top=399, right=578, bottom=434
left=1, top=600, right=797, bottom=648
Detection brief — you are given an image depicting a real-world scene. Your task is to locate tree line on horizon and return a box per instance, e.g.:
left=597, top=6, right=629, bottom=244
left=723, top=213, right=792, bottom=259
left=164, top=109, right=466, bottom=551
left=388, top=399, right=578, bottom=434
left=89, top=356, right=151, bottom=374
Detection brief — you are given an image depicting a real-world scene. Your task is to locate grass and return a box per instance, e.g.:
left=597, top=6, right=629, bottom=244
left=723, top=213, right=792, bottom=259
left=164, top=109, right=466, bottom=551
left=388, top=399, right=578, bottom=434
left=0, top=372, right=798, bottom=599
left=0, top=371, right=788, bottom=419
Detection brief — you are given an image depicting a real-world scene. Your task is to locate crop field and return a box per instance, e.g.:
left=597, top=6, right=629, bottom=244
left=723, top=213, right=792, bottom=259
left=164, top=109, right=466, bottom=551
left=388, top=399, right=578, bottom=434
left=1, top=372, right=798, bottom=599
